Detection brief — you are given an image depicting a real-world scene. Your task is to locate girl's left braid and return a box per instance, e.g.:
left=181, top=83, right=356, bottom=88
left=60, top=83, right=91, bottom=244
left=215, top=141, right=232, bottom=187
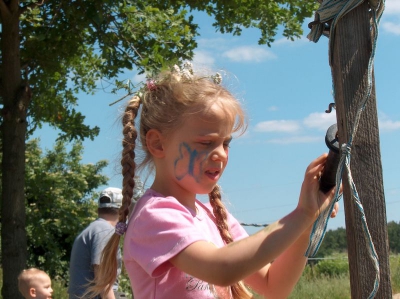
left=209, top=185, right=252, bottom=299
left=209, top=185, right=233, bottom=243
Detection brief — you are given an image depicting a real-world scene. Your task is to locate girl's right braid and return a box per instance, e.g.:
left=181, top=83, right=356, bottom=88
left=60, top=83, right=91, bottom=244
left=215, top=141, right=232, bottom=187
left=209, top=186, right=252, bottom=299
left=120, top=96, right=141, bottom=221
left=86, top=96, right=142, bottom=298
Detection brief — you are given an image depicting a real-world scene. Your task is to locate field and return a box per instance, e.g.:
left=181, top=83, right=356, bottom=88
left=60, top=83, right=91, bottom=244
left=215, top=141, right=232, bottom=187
left=3, top=254, right=400, bottom=299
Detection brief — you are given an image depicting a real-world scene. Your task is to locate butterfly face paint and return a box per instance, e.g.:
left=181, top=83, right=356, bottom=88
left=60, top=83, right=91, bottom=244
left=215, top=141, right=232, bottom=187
left=174, top=142, right=209, bottom=182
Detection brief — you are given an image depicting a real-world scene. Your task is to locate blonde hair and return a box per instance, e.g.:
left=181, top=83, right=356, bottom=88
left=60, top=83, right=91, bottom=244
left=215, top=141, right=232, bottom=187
left=92, top=69, right=251, bottom=298
left=18, top=268, right=50, bottom=298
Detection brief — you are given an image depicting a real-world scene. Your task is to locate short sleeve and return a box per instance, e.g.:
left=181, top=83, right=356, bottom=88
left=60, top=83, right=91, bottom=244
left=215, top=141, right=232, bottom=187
left=125, top=196, right=208, bottom=277
left=201, top=201, right=249, bottom=241
left=227, top=212, right=249, bottom=241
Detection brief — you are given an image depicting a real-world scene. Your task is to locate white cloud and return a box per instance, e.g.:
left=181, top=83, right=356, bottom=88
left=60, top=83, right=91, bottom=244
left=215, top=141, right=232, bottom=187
left=382, top=0, right=400, bottom=15
left=192, top=50, right=216, bottom=69
left=379, top=119, right=400, bottom=131
left=222, top=46, right=276, bottom=62
left=378, top=112, right=400, bottom=131
left=197, top=38, right=230, bottom=50
left=267, top=136, right=320, bottom=144
left=382, top=21, right=400, bottom=35
left=254, top=120, right=301, bottom=133
left=303, top=111, right=337, bottom=130
left=251, top=111, right=338, bottom=145
left=268, top=106, right=279, bottom=111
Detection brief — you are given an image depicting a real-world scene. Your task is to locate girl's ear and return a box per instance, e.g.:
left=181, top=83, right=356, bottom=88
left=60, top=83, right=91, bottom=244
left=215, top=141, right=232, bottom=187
left=29, top=287, right=36, bottom=297
left=146, top=129, right=165, bottom=158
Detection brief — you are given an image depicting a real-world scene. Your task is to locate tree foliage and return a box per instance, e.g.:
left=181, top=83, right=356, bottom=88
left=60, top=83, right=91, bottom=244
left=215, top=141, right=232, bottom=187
left=17, top=1, right=200, bottom=140
left=388, top=221, right=400, bottom=254
left=24, top=139, right=108, bottom=280
left=316, top=227, right=348, bottom=257
left=315, top=222, right=400, bottom=257
left=184, top=0, right=316, bottom=46
left=7, top=0, right=318, bottom=140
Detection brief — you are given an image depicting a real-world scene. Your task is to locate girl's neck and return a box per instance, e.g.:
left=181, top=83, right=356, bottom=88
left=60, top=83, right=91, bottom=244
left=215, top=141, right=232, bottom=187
left=150, top=181, right=197, bottom=211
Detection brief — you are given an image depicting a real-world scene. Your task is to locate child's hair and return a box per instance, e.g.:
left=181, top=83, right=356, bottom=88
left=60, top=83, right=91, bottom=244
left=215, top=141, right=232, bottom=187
left=93, top=66, right=251, bottom=298
left=18, top=268, right=50, bottom=298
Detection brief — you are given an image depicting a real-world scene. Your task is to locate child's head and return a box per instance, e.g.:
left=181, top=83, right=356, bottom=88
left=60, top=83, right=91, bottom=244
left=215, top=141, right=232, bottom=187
left=18, top=268, right=53, bottom=299
left=119, top=65, right=248, bottom=214
left=134, top=67, right=246, bottom=172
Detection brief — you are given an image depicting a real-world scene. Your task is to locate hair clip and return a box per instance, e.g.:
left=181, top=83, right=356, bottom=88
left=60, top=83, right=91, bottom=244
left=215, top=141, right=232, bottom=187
left=146, top=79, right=157, bottom=91
left=115, top=221, right=127, bottom=235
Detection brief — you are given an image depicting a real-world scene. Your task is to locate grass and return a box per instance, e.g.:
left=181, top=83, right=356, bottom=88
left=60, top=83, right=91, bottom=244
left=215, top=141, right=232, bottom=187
left=254, top=254, right=400, bottom=299
left=1, top=254, right=399, bottom=298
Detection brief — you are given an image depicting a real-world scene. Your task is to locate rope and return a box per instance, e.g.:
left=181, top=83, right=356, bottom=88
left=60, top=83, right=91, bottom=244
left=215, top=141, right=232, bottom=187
left=240, top=223, right=268, bottom=228
left=306, top=0, right=385, bottom=298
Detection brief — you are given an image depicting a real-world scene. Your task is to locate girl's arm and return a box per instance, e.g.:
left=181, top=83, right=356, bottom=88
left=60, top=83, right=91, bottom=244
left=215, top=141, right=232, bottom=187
left=170, top=154, right=337, bottom=296
left=247, top=202, right=338, bottom=298
left=170, top=207, right=312, bottom=286
left=243, top=225, right=312, bottom=298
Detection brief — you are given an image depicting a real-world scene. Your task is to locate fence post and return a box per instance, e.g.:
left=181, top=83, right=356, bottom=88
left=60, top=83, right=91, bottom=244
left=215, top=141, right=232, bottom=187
left=331, top=2, right=392, bottom=297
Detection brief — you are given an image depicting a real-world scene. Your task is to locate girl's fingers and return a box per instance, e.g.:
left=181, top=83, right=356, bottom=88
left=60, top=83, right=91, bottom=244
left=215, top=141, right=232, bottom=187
left=330, top=202, right=339, bottom=218
left=306, top=153, right=328, bottom=178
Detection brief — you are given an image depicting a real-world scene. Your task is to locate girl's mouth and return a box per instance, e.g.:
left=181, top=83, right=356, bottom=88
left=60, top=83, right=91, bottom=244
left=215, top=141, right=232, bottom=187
left=205, top=169, right=220, bottom=180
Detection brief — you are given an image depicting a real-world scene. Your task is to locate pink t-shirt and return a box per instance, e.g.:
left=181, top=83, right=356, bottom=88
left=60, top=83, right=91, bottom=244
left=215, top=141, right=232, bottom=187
left=123, top=189, right=248, bottom=299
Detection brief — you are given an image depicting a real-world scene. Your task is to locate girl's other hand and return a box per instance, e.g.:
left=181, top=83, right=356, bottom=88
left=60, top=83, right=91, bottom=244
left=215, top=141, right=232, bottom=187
left=331, top=202, right=339, bottom=218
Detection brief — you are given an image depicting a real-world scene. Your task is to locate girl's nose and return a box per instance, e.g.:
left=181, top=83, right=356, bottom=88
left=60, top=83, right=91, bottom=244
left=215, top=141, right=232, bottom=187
left=211, top=144, right=228, bottom=161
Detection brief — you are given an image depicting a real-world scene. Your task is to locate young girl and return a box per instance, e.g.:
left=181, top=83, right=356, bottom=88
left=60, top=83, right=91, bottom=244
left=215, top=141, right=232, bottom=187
left=92, top=65, right=338, bottom=299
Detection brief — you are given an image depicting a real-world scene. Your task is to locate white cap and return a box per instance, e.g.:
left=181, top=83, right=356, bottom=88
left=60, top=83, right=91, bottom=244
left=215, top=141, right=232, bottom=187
left=98, top=187, right=123, bottom=209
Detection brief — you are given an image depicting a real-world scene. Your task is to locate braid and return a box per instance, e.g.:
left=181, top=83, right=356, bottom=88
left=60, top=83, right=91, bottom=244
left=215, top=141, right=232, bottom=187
left=121, top=95, right=141, bottom=221
left=209, top=185, right=233, bottom=243
left=209, top=185, right=252, bottom=299
left=85, top=96, right=141, bottom=298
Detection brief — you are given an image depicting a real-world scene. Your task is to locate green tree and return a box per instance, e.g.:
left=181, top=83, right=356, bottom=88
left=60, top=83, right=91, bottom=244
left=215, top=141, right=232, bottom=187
left=24, top=138, right=108, bottom=281
left=0, top=1, right=316, bottom=297
left=387, top=221, right=400, bottom=254
left=316, top=227, right=348, bottom=257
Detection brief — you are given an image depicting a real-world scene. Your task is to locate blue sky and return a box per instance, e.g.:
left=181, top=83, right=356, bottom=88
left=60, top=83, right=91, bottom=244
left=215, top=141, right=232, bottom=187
left=33, top=2, right=400, bottom=234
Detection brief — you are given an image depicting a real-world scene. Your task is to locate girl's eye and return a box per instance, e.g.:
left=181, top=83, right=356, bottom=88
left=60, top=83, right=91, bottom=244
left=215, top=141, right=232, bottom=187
left=224, top=138, right=232, bottom=148
left=199, top=141, right=212, bottom=146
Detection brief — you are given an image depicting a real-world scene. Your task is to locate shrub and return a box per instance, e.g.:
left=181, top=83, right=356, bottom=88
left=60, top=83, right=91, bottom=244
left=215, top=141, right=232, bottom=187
left=313, top=258, right=349, bottom=277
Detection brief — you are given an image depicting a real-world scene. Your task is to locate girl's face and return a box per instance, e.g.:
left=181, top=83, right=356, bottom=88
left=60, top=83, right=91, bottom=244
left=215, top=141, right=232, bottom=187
left=161, top=101, right=233, bottom=198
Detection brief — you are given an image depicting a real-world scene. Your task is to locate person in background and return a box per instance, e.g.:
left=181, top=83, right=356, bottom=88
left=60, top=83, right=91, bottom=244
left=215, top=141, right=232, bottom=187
left=68, top=187, right=126, bottom=299
left=18, top=268, right=53, bottom=299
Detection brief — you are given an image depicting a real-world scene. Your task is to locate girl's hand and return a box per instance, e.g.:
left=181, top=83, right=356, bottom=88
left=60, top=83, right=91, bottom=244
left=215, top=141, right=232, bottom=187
left=297, top=153, right=339, bottom=222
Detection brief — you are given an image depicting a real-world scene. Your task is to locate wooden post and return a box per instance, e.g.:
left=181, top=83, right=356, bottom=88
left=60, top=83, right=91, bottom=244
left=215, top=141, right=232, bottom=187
left=331, top=2, right=392, bottom=298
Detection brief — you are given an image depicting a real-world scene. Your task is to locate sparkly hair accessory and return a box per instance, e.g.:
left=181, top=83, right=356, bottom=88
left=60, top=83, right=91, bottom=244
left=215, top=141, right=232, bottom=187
left=115, top=221, right=127, bottom=236
left=210, top=73, right=222, bottom=85
left=109, top=62, right=222, bottom=106
left=171, top=62, right=222, bottom=85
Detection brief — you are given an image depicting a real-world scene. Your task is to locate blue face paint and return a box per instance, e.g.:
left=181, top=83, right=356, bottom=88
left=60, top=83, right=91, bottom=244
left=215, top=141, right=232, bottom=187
left=174, top=142, right=208, bottom=182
